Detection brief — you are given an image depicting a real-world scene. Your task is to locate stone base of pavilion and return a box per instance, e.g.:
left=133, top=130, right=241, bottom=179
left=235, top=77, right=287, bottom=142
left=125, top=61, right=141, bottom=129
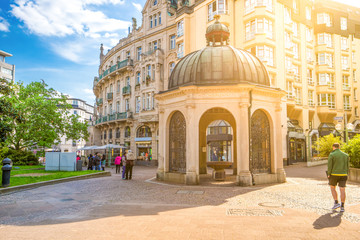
left=157, top=168, right=286, bottom=186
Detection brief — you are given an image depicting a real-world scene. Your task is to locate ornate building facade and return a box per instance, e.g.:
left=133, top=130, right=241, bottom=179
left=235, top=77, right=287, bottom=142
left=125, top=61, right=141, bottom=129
left=92, top=0, right=360, bottom=164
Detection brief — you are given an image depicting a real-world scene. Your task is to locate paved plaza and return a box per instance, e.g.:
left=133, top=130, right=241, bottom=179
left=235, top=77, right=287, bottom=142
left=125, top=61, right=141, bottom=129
left=0, top=163, right=359, bottom=240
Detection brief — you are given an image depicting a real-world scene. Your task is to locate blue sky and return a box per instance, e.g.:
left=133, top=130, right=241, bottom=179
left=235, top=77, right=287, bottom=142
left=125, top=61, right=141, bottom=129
left=0, top=0, right=146, bottom=104
left=1, top=0, right=360, bottom=105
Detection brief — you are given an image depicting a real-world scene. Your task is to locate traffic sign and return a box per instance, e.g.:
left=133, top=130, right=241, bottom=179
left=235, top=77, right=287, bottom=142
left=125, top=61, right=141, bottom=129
left=334, top=116, right=343, bottom=120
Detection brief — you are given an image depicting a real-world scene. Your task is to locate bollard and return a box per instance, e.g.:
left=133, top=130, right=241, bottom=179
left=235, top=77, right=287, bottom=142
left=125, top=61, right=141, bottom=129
left=2, top=158, right=12, bottom=187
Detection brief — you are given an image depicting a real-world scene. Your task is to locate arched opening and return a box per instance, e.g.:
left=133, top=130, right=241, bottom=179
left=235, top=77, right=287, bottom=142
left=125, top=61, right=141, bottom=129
left=250, top=109, right=271, bottom=174
left=169, top=111, right=186, bottom=173
left=136, top=126, right=152, bottom=137
left=199, top=108, right=237, bottom=178
left=206, top=120, right=232, bottom=162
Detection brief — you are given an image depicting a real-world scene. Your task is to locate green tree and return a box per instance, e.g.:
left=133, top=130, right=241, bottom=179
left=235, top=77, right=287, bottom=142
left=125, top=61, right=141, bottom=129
left=342, top=135, right=360, bottom=168
left=313, top=134, right=343, bottom=157
left=0, top=78, right=20, bottom=143
left=3, top=80, right=89, bottom=150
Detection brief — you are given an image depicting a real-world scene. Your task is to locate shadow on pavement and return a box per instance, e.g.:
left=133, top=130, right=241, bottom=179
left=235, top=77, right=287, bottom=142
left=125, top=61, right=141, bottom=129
left=313, top=211, right=343, bottom=229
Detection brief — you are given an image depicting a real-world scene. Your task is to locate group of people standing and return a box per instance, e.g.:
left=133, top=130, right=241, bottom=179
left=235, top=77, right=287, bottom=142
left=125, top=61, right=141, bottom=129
left=114, top=150, right=135, bottom=180
left=87, top=153, right=106, bottom=171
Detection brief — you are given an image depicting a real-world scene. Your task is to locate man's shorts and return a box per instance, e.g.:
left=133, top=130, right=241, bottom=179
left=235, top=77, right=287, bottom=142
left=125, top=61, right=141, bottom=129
left=329, top=175, right=347, bottom=187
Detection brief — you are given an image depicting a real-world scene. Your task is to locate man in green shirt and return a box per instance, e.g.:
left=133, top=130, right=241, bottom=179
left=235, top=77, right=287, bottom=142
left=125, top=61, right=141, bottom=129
left=327, top=143, right=349, bottom=212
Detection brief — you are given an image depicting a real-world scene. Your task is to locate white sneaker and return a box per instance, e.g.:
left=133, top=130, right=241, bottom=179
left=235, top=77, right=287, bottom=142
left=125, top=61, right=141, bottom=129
left=332, top=203, right=341, bottom=210
left=340, top=206, right=345, bottom=212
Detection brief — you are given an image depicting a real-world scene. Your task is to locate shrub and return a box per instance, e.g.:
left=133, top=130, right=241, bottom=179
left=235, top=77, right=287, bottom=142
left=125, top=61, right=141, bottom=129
left=313, top=134, right=343, bottom=157
left=1, top=149, right=39, bottom=165
left=342, top=135, right=360, bottom=168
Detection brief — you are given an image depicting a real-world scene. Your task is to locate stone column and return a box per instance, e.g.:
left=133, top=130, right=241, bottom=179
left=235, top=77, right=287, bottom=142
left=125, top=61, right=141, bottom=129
left=236, top=102, right=252, bottom=186
left=151, top=124, right=158, bottom=163
left=275, top=103, right=286, bottom=183
left=185, top=103, right=199, bottom=185
left=156, top=107, right=165, bottom=180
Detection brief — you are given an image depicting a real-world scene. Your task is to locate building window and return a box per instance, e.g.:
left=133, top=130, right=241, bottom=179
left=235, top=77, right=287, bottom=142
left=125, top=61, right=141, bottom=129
left=104, top=131, right=107, bottom=140
left=341, top=37, right=348, bottom=50
left=126, top=76, right=130, bottom=87
left=284, top=7, right=291, bottom=25
left=317, top=53, right=333, bottom=68
left=170, top=35, right=176, bottom=49
left=125, top=126, right=131, bottom=138
left=317, top=13, right=332, bottom=27
left=109, top=129, right=113, bottom=139
left=255, top=45, right=274, bottom=66
left=154, top=14, right=157, bottom=27
left=354, top=89, right=357, bottom=101
left=136, top=72, right=141, bottom=85
left=74, top=110, right=78, bottom=115
left=153, top=40, right=158, bottom=50
left=169, top=62, right=175, bottom=75
left=318, top=33, right=332, bottom=47
left=177, top=20, right=184, bottom=37
left=341, top=56, right=349, bottom=70
left=306, top=48, right=312, bottom=63
left=147, top=65, right=151, bottom=78
left=146, top=93, right=151, bottom=110
left=117, top=80, right=120, bottom=93
left=306, top=27, right=312, bottom=42
left=116, top=128, right=120, bottom=138
left=245, top=0, right=272, bottom=14
left=293, top=45, right=299, bottom=61
left=344, top=95, right=350, bottom=110
left=125, top=99, right=129, bottom=111
left=245, top=18, right=273, bottom=41
left=340, top=17, right=347, bottom=30
left=159, top=12, right=161, bottom=25
left=343, top=75, right=350, bottom=90
left=307, top=69, right=313, bottom=85
left=208, top=0, right=228, bottom=21
left=355, top=107, right=358, bottom=116
left=137, top=126, right=152, bottom=138
left=308, top=90, right=314, bottom=106
left=126, top=51, right=130, bottom=58
left=305, top=6, right=311, bottom=20
left=72, top=141, right=76, bottom=147
left=318, top=93, right=335, bottom=109
left=294, top=87, right=302, bottom=105
left=153, top=0, right=157, bottom=5
left=135, top=96, right=141, bottom=113
left=354, top=70, right=357, bottom=82
left=318, top=73, right=334, bottom=87
left=287, top=81, right=294, bottom=99
left=137, top=47, right=142, bottom=61
left=177, top=42, right=184, bottom=58
left=150, top=16, right=153, bottom=28
left=116, top=101, right=120, bottom=113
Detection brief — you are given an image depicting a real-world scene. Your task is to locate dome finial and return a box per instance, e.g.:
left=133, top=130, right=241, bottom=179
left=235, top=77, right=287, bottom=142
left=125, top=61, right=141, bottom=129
left=205, top=15, right=230, bottom=46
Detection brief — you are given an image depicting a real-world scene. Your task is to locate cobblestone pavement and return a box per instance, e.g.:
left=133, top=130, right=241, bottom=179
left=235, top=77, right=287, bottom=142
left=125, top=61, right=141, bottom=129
left=0, top=163, right=359, bottom=240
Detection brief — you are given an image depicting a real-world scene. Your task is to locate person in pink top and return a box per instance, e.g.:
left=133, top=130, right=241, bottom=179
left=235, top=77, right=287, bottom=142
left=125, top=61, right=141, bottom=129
left=114, top=155, right=122, bottom=174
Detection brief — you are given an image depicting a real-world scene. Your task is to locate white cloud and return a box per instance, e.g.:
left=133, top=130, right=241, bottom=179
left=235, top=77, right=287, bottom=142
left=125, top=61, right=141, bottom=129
left=10, top=0, right=131, bottom=37
left=132, top=2, right=142, bottom=12
left=83, top=88, right=94, bottom=94
left=0, top=17, right=10, bottom=32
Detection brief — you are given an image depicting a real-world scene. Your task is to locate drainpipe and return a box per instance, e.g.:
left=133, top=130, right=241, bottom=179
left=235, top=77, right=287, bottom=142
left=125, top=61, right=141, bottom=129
left=248, top=90, right=253, bottom=185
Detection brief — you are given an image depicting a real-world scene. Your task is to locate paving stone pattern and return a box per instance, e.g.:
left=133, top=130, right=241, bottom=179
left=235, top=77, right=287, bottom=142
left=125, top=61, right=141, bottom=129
left=0, top=163, right=359, bottom=239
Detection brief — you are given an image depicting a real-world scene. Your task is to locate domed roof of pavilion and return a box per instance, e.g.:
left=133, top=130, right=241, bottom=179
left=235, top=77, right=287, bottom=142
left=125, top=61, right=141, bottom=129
left=168, top=16, right=270, bottom=90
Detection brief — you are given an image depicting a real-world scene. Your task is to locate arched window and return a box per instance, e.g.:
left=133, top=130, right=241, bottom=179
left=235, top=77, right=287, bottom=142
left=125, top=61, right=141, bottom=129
left=250, top=110, right=271, bottom=174
left=153, top=0, right=157, bottom=5
left=136, top=72, right=141, bottom=85
left=125, top=126, right=131, bottom=138
left=169, top=111, right=186, bottom=173
left=137, top=126, right=152, bottom=137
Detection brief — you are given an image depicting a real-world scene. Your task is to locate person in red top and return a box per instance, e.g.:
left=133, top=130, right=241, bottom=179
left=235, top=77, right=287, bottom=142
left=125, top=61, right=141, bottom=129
left=114, top=155, right=122, bottom=174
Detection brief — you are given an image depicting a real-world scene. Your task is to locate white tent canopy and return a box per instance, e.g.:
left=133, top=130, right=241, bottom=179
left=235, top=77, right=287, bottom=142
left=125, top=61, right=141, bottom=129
left=77, top=144, right=127, bottom=150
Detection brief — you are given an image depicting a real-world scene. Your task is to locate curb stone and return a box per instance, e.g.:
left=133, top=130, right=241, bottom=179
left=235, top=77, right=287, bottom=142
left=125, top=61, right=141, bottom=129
left=0, top=171, right=111, bottom=194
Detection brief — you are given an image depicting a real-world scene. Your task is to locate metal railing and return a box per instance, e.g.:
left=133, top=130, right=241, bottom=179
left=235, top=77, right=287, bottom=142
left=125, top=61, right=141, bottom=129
left=94, top=112, right=131, bottom=125
left=122, top=86, right=131, bottom=95
left=98, top=59, right=129, bottom=81
left=107, top=92, right=113, bottom=100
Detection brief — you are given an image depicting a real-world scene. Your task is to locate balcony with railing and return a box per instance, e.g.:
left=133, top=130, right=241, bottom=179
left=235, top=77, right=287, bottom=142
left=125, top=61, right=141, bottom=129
left=122, top=86, right=131, bottom=95
left=98, top=59, right=130, bottom=81
left=107, top=92, right=113, bottom=101
left=95, top=112, right=132, bottom=126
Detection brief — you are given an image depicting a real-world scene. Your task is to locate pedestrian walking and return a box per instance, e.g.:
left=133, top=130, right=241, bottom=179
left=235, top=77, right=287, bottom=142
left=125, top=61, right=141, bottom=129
left=87, top=154, right=93, bottom=170
left=327, top=143, right=349, bottom=212
left=115, top=154, right=121, bottom=174
left=122, top=153, right=127, bottom=179
left=94, top=152, right=101, bottom=170
left=101, top=155, right=106, bottom=171
left=126, top=150, right=135, bottom=180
